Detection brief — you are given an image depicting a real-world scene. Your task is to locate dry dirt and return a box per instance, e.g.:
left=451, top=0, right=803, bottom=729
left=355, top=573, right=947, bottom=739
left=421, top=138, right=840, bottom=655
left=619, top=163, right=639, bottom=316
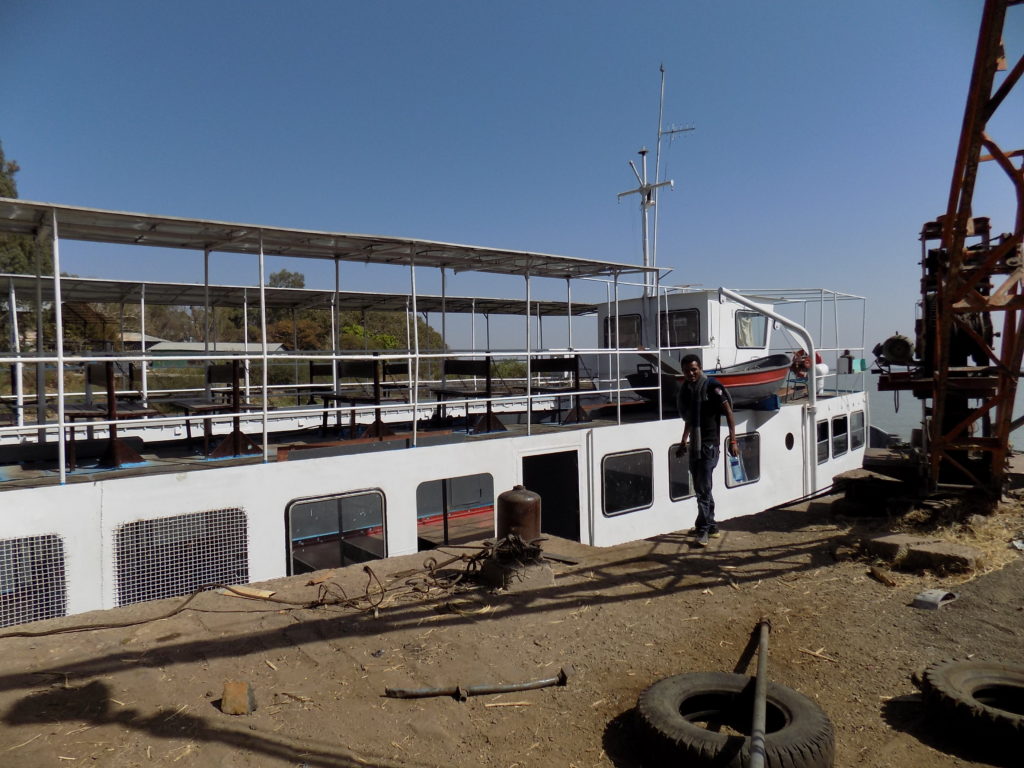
left=0, top=495, right=1022, bottom=768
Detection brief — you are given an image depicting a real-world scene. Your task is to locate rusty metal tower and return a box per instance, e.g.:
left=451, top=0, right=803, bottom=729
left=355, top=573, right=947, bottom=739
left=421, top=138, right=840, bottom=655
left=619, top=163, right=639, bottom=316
left=887, top=0, right=1024, bottom=495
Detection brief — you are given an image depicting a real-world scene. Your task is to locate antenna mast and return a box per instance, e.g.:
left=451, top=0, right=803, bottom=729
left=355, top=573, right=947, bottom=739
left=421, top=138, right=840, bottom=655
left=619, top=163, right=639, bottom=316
left=618, top=65, right=694, bottom=296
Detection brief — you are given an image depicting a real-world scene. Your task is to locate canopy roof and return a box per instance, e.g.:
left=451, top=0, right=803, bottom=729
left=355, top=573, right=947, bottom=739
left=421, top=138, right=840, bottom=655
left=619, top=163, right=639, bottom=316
left=1, top=274, right=597, bottom=317
left=0, top=198, right=656, bottom=280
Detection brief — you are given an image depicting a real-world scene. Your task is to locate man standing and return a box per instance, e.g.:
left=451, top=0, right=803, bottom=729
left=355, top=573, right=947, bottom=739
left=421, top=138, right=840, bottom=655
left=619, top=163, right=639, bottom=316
left=675, top=354, right=738, bottom=548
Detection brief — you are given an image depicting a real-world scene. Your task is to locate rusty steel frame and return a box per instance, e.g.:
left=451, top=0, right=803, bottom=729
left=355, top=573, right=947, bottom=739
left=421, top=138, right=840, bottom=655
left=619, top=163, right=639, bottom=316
left=929, top=0, right=1024, bottom=494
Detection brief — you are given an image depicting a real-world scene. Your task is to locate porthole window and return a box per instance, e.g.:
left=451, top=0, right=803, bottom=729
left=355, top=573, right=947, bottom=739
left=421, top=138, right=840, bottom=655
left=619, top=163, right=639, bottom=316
left=785, top=432, right=795, bottom=451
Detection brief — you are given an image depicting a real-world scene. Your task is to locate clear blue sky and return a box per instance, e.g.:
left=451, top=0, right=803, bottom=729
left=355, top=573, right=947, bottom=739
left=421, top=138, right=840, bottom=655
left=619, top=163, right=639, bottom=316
left=3, top=1, right=1022, bottom=353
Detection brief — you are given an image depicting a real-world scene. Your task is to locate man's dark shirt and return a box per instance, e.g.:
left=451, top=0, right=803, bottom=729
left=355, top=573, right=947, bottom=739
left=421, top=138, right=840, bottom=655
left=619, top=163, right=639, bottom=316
left=677, top=376, right=731, bottom=447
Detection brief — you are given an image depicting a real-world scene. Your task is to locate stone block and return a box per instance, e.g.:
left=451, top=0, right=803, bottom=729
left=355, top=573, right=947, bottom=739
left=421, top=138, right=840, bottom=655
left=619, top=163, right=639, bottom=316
left=903, top=541, right=983, bottom=574
left=863, top=534, right=921, bottom=562
left=863, top=534, right=983, bottom=574
left=221, top=681, right=257, bottom=715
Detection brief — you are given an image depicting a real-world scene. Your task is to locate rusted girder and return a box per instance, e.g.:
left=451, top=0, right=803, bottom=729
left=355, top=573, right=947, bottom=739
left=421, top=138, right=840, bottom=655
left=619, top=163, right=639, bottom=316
left=925, top=0, right=1023, bottom=495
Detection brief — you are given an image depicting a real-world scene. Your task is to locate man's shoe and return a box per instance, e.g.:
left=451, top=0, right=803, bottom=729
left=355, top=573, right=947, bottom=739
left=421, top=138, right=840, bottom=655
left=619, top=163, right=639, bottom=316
left=695, top=531, right=710, bottom=547
left=709, top=528, right=721, bottom=539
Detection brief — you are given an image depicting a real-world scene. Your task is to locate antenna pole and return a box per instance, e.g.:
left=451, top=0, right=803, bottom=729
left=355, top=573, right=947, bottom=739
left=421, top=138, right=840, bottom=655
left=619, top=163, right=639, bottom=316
left=619, top=147, right=671, bottom=296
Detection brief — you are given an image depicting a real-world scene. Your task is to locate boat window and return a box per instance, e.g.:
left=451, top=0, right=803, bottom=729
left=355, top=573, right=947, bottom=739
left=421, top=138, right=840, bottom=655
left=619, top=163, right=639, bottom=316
left=725, top=433, right=760, bottom=487
left=602, top=450, right=653, bottom=515
left=735, top=311, right=768, bottom=349
left=668, top=444, right=693, bottom=501
left=603, top=314, right=642, bottom=348
left=817, top=421, right=830, bottom=463
left=0, top=534, right=67, bottom=628
left=850, top=410, right=866, bottom=450
left=660, top=309, right=700, bottom=347
left=287, top=492, right=385, bottom=575
left=416, top=473, right=494, bottom=550
left=832, top=415, right=849, bottom=457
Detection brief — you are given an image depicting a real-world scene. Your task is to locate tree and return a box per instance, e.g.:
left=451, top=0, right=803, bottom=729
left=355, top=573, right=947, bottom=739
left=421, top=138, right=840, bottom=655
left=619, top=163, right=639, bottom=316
left=0, top=141, right=53, bottom=275
left=268, top=269, right=305, bottom=289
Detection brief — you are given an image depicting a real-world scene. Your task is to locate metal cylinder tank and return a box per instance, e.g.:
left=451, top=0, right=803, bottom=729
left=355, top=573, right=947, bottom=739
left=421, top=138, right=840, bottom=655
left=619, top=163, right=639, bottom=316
left=496, top=485, right=541, bottom=541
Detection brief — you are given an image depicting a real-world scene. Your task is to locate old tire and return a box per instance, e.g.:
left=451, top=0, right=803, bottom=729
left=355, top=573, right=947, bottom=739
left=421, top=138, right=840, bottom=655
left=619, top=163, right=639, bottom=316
left=921, top=659, right=1024, bottom=742
left=636, top=672, right=834, bottom=767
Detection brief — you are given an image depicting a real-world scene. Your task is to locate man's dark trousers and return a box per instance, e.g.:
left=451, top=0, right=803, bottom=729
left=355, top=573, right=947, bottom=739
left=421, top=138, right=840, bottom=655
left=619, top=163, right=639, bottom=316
left=690, top=441, right=720, bottom=534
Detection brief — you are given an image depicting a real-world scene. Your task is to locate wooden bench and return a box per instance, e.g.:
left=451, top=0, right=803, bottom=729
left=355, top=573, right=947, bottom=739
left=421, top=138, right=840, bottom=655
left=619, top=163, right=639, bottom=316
left=314, top=358, right=409, bottom=439
left=529, top=356, right=590, bottom=424
left=431, top=358, right=504, bottom=434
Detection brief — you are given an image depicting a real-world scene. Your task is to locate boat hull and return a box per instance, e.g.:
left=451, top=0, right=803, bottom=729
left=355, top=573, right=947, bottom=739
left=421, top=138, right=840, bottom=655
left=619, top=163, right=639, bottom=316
left=627, top=354, right=792, bottom=408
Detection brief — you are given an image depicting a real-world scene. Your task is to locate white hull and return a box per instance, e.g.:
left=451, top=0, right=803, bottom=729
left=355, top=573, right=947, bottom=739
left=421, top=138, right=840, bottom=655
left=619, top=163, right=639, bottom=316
left=3, top=391, right=866, bottom=620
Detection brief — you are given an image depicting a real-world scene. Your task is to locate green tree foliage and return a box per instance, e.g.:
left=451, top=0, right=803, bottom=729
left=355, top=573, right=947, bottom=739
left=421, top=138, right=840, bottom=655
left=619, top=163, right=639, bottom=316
left=0, top=142, right=53, bottom=275
left=268, top=269, right=305, bottom=289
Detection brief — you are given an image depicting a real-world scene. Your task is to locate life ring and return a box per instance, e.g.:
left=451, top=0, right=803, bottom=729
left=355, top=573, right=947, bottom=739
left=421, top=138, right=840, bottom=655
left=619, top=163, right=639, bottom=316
left=790, top=349, right=822, bottom=379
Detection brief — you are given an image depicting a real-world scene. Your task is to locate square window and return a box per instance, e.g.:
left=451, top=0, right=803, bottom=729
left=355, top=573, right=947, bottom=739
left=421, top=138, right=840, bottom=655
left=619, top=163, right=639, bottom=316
left=668, top=444, right=692, bottom=501
left=725, top=434, right=760, bottom=487
left=851, top=411, right=866, bottom=450
left=817, top=421, right=830, bottom=464
left=603, top=315, right=642, bottom=348
left=661, top=309, right=700, bottom=347
left=832, top=415, right=849, bottom=457
left=603, top=450, right=653, bottom=515
left=735, top=311, right=768, bottom=348
left=289, top=492, right=386, bottom=574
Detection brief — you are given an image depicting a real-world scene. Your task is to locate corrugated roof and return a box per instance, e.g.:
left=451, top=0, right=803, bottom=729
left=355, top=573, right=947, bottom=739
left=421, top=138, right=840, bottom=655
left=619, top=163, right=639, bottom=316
left=0, top=198, right=656, bottom=280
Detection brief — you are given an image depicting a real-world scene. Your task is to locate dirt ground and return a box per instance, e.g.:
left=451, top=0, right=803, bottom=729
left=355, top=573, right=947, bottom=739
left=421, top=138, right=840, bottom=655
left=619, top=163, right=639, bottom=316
left=0, top=492, right=1022, bottom=768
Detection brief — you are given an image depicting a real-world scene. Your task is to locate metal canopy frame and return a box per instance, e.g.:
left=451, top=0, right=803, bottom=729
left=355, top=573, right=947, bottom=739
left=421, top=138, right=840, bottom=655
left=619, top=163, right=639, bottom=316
left=0, top=273, right=598, bottom=317
left=0, top=199, right=654, bottom=281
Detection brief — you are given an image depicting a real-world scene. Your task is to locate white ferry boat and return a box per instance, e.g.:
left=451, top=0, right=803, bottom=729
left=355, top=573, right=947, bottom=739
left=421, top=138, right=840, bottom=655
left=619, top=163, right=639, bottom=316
left=0, top=198, right=868, bottom=628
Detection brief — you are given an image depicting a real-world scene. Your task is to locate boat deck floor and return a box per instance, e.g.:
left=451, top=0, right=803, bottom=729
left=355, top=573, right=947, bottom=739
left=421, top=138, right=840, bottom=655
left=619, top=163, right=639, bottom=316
left=0, top=405, right=638, bottom=491
left=0, top=387, right=841, bottom=491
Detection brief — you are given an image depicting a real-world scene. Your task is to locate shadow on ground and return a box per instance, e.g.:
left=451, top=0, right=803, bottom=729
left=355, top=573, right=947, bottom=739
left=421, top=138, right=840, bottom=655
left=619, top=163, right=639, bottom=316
left=881, top=694, right=1014, bottom=768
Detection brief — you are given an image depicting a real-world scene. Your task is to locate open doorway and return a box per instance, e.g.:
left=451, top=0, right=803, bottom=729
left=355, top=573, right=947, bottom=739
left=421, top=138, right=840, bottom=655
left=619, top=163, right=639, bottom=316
left=522, top=450, right=580, bottom=541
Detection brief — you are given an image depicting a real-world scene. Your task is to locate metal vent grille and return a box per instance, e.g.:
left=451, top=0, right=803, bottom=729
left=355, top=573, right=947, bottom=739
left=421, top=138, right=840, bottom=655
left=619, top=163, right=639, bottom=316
left=0, top=535, right=67, bottom=628
left=114, top=508, right=248, bottom=607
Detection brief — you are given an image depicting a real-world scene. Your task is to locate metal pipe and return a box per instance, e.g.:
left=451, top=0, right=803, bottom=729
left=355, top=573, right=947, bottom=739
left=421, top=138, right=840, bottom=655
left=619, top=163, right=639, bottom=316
left=525, top=272, right=532, bottom=434
left=51, top=211, right=67, bottom=483
left=258, top=233, right=269, bottom=462
left=7, top=278, right=23, bottom=426
left=718, top=287, right=818, bottom=495
left=409, top=248, right=420, bottom=447
left=139, top=284, right=148, bottom=406
left=385, top=664, right=574, bottom=700
left=749, top=619, right=772, bottom=768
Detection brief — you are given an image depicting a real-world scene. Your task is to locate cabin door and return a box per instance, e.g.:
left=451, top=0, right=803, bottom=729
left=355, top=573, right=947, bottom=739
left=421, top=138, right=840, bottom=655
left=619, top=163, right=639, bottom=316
left=522, top=450, right=580, bottom=541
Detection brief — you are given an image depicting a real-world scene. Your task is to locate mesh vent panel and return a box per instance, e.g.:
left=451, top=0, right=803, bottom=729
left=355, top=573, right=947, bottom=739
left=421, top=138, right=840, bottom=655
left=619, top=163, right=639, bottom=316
left=114, top=508, right=248, bottom=606
left=0, top=535, right=67, bottom=628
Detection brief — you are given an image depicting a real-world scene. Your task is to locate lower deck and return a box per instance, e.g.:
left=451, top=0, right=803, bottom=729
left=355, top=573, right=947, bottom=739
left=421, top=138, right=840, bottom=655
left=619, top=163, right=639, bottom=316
left=0, top=390, right=868, bottom=628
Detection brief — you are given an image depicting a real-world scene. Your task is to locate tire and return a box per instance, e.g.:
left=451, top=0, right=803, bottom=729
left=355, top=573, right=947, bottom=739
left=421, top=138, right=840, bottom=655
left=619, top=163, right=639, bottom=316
left=635, top=672, right=834, bottom=767
left=921, top=659, right=1024, bottom=742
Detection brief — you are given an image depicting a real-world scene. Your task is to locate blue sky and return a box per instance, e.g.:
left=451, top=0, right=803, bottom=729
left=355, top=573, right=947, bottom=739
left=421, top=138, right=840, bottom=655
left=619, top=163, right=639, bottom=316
left=3, top=1, right=1022, bottom=353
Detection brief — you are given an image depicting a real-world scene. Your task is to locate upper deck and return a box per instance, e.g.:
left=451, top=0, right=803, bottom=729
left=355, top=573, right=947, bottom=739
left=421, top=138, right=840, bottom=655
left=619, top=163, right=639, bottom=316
left=0, top=198, right=866, bottom=490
